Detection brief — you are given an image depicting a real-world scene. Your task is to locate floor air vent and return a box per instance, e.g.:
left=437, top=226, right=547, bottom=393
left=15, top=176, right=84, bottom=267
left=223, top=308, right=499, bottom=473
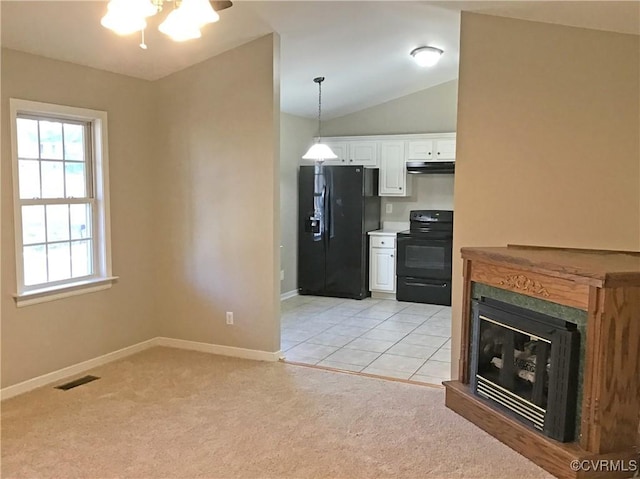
left=55, top=375, right=100, bottom=391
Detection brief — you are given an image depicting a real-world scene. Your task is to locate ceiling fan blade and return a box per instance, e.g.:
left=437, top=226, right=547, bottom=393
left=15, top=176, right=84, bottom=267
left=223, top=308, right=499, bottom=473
left=210, top=1, right=233, bottom=12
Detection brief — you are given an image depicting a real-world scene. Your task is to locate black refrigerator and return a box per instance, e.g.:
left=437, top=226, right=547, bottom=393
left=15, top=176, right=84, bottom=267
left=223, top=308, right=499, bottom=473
left=298, top=165, right=381, bottom=299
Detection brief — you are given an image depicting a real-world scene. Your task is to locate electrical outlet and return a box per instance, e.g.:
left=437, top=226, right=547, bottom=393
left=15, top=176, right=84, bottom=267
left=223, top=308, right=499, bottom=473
left=226, top=312, right=234, bottom=325
left=385, top=203, right=393, bottom=214
left=280, top=270, right=284, bottom=281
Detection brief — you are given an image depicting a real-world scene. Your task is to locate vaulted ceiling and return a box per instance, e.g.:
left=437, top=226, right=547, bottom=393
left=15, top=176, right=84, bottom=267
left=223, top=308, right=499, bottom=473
left=2, top=1, right=638, bottom=119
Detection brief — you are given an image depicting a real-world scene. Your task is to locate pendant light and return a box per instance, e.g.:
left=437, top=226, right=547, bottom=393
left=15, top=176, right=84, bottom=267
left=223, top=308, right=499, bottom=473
left=302, top=77, right=337, bottom=162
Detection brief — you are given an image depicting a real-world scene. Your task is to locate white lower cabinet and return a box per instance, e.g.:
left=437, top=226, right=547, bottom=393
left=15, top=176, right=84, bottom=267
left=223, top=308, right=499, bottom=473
left=369, top=234, right=396, bottom=293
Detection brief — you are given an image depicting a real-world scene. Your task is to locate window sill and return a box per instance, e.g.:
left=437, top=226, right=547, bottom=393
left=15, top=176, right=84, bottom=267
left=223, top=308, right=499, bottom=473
left=13, top=276, right=119, bottom=307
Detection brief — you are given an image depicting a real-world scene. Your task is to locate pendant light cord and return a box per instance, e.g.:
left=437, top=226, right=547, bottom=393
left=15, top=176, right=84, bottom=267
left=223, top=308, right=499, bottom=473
left=313, top=76, right=325, bottom=141
left=318, top=80, right=322, bottom=139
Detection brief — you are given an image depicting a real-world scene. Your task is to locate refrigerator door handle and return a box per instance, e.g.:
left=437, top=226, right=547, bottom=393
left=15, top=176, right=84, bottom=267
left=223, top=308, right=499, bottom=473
left=326, top=170, right=335, bottom=240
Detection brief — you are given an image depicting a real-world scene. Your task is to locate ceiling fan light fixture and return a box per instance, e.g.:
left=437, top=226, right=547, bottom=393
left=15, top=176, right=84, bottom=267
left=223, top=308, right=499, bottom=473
left=100, top=0, right=158, bottom=35
left=179, top=0, right=221, bottom=26
left=101, top=12, right=147, bottom=36
left=158, top=7, right=203, bottom=41
left=410, top=46, right=443, bottom=67
left=302, top=76, right=337, bottom=163
left=101, top=0, right=231, bottom=46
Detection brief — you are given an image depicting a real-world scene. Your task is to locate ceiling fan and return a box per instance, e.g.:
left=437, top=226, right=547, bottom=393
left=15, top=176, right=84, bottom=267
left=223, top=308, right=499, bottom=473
left=101, top=0, right=233, bottom=48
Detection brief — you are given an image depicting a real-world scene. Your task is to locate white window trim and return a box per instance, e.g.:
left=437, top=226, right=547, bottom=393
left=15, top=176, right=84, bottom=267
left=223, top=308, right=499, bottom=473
left=10, top=99, right=117, bottom=306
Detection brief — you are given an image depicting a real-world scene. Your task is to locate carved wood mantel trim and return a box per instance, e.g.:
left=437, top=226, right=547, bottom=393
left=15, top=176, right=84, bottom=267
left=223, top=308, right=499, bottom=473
left=499, top=274, right=550, bottom=297
left=470, top=262, right=590, bottom=311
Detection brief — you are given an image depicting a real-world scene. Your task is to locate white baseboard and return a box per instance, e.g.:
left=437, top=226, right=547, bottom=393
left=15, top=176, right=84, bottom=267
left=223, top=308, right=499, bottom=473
left=1, top=337, right=281, bottom=401
left=0, top=338, right=157, bottom=401
left=156, top=337, right=281, bottom=362
left=280, top=289, right=299, bottom=301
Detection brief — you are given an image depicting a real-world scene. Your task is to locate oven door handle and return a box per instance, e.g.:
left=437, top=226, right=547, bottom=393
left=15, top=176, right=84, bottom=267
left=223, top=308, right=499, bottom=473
left=404, top=279, right=449, bottom=288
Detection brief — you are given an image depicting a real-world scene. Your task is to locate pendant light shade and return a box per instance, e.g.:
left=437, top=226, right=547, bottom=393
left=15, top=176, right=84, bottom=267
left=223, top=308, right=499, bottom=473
left=302, top=143, right=337, bottom=161
left=302, top=76, right=336, bottom=163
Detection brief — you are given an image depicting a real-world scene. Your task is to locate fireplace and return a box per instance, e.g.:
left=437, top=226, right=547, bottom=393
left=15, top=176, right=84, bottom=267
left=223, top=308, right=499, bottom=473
left=470, top=297, right=580, bottom=442
left=445, top=246, right=640, bottom=479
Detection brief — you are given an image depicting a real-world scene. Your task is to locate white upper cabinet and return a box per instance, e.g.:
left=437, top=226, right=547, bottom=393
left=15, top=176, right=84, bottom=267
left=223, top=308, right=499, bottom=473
left=348, top=141, right=378, bottom=167
left=321, top=141, right=349, bottom=165
left=434, top=138, right=456, bottom=160
left=314, top=133, right=455, bottom=197
left=407, top=140, right=434, bottom=160
left=408, top=137, right=456, bottom=161
left=379, top=141, right=411, bottom=196
left=320, top=140, right=378, bottom=166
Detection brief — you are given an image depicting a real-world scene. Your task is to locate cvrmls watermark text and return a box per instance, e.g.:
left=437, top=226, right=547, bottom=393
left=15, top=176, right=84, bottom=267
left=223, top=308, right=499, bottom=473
left=570, top=459, right=638, bottom=473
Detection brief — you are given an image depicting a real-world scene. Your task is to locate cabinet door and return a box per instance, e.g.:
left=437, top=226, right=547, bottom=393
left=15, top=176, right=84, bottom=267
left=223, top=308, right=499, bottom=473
left=321, top=141, right=349, bottom=165
left=407, top=140, right=434, bottom=160
left=435, top=138, right=456, bottom=160
left=379, top=141, right=408, bottom=196
left=370, top=248, right=396, bottom=292
left=349, top=141, right=378, bottom=167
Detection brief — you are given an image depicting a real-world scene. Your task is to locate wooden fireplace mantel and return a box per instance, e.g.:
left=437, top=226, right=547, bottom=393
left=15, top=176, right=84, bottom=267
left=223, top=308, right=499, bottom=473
left=444, top=245, right=640, bottom=479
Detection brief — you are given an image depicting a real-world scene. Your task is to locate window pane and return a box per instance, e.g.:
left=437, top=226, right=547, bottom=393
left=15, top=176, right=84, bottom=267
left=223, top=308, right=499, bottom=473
left=23, top=244, right=47, bottom=286
left=16, top=118, right=39, bottom=159
left=22, top=205, right=46, bottom=245
left=41, top=161, right=64, bottom=198
left=71, top=240, right=92, bottom=278
left=39, top=120, right=63, bottom=160
left=65, top=162, right=86, bottom=198
left=70, top=203, right=91, bottom=239
left=48, top=243, right=71, bottom=281
left=63, top=123, right=85, bottom=161
left=18, top=160, right=41, bottom=199
left=46, top=204, right=70, bottom=242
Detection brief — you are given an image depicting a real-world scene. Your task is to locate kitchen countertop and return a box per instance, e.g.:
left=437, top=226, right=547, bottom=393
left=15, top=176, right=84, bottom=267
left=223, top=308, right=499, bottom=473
left=368, top=229, right=402, bottom=236
left=368, top=221, right=409, bottom=236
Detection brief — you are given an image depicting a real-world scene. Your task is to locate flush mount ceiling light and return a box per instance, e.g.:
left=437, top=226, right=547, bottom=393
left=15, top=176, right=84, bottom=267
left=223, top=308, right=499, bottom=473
left=101, top=0, right=232, bottom=48
left=302, top=77, right=337, bottom=163
left=410, top=46, right=444, bottom=67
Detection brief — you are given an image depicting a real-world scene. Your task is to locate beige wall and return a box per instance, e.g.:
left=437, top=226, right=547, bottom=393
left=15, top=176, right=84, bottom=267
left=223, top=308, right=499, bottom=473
left=280, top=113, right=316, bottom=295
left=1, top=49, right=157, bottom=387
left=153, top=34, right=281, bottom=352
left=452, top=13, right=640, bottom=377
left=384, top=175, right=455, bottom=222
left=322, top=79, right=458, bottom=137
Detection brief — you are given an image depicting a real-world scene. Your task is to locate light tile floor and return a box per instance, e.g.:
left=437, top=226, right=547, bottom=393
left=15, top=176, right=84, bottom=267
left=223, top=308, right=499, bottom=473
left=281, top=295, right=452, bottom=385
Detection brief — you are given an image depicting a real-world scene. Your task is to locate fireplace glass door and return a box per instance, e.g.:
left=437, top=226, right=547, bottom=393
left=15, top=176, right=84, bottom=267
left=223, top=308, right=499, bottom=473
left=476, top=316, right=550, bottom=430
left=470, top=297, right=580, bottom=442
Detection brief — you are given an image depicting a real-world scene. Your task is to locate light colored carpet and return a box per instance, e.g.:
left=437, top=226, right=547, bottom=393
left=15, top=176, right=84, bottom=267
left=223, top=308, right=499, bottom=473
left=1, top=347, right=553, bottom=479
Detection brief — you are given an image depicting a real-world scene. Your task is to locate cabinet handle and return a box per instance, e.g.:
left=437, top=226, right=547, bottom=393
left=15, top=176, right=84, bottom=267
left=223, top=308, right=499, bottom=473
left=428, top=152, right=431, bottom=155
left=390, top=255, right=394, bottom=258
left=399, top=187, right=402, bottom=190
left=349, top=159, right=353, bottom=163
left=341, top=159, right=345, bottom=162
left=437, top=152, right=441, bottom=155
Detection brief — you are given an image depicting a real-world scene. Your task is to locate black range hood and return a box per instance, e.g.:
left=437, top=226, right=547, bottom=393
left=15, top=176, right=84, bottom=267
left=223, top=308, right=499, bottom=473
left=406, top=161, right=455, bottom=174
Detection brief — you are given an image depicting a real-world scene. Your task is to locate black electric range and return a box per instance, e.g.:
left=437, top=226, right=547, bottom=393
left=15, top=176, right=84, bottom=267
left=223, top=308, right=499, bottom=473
left=396, top=210, right=453, bottom=305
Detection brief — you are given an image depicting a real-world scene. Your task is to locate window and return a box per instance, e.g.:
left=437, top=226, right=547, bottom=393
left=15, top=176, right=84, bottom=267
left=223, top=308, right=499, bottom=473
left=10, top=99, right=115, bottom=306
